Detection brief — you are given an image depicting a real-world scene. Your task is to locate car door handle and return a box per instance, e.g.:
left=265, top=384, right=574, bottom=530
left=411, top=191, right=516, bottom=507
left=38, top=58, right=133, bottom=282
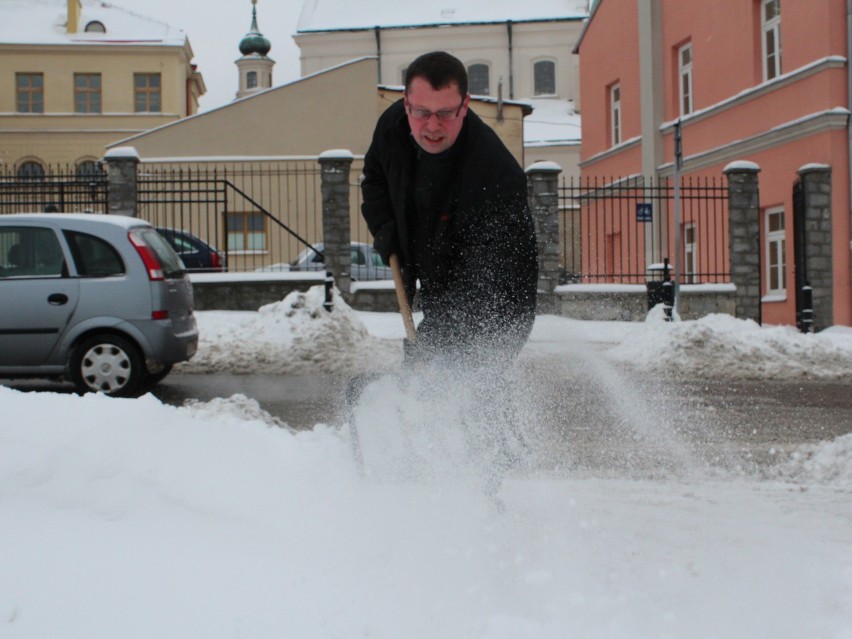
left=48, top=293, right=69, bottom=305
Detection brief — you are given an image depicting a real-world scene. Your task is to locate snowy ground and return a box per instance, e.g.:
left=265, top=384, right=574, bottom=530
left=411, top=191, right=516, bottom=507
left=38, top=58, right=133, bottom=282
left=2, top=287, right=851, bottom=638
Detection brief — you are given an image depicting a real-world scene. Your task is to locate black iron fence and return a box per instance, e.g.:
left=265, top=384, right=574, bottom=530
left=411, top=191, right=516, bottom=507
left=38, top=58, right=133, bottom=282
left=0, top=164, right=107, bottom=215
left=1, top=162, right=731, bottom=283
left=559, top=175, right=729, bottom=285
left=137, top=160, right=325, bottom=273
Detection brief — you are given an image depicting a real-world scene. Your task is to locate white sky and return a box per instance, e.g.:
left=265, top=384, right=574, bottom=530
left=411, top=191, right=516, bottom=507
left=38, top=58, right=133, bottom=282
left=2, top=287, right=852, bottom=635
left=107, top=0, right=304, bottom=112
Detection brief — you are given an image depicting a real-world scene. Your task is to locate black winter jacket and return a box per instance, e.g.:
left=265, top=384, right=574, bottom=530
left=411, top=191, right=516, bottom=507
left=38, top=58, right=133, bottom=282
left=361, top=99, right=538, bottom=360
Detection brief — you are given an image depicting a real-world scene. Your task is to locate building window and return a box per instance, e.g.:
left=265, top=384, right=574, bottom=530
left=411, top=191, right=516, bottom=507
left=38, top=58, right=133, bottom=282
left=678, top=43, right=693, bottom=116
left=17, top=161, right=45, bottom=180
left=76, top=160, right=102, bottom=180
left=84, top=20, right=106, bottom=33
left=247, top=71, right=258, bottom=89
left=762, top=0, right=782, bottom=81
left=74, top=73, right=101, bottom=113
left=16, top=73, right=44, bottom=113
left=766, top=207, right=786, bottom=294
left=134, top=73, right=161, bottom=112
left=468, top=63, right=490, bottom=95
left=227, top=212, right=266, bottom=252
left=609, top=83, right=622, bottom=146
left=533, top=59, right=556, bottom=96
left=683, top=223, right=697, bottom=284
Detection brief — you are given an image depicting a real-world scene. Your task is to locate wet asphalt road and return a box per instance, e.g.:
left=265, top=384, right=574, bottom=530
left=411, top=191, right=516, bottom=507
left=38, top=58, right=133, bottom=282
left=152, top=366, right=852, bottom=473
left=5, top=367, right=850, bottom=473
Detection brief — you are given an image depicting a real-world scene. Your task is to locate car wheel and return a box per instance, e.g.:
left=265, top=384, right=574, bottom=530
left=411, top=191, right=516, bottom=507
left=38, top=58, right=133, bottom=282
left=145, top=364, right=173, bottom=387
left=70, top=334, right=144, bottom=397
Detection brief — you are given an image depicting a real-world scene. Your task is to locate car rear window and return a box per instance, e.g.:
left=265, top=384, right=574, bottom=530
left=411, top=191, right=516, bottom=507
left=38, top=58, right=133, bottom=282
left=136, top=228, right=185, bottom=278
left=64, top=231, right=125, bottom=277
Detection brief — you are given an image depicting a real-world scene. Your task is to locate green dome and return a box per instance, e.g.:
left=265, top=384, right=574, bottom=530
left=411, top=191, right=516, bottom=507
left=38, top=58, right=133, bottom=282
left=239, top=3, right=271, bottom=56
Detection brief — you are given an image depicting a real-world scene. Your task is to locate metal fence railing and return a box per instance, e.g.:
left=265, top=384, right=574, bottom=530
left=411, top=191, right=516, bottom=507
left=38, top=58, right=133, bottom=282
left=137, top=160, right=325, bottom=273
left=1, top=163, right=732, bottom=283
left=559, top=175, right=730, bottom=285
left=0, top=164, right=107, bottom=215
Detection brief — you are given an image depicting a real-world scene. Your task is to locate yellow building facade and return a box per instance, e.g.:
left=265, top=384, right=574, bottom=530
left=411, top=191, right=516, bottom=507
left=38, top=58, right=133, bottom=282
left=0, top=0, right=204, bottom=173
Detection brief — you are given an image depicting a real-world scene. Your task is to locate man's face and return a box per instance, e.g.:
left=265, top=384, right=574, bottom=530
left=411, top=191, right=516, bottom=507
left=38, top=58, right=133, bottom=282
left=404, top=77, right=470, bottom=155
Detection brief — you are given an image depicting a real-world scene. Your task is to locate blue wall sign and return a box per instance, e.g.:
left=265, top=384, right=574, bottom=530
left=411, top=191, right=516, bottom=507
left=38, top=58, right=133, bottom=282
left=637, top=202, right=653, bottom=222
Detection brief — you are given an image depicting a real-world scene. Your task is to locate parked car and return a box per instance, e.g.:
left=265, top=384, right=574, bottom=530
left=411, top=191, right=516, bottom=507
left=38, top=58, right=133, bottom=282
left=0, top=213, right=199, bottom=397
left=290, top=242, right=393, bottom=280
left=155, top=227, right=226, bottom=272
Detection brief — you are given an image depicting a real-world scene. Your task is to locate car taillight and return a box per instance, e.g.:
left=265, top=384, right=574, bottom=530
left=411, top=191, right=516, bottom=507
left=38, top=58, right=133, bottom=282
left=152, top=310, right=169, bottom=320
left=128, top=231, right=164, bottom=280
left=210, top=251, right=222, bottom=270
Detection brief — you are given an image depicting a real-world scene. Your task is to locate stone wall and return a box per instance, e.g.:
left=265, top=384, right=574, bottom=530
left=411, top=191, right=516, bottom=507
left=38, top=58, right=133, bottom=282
left=192, top=277, right=736, bottom=320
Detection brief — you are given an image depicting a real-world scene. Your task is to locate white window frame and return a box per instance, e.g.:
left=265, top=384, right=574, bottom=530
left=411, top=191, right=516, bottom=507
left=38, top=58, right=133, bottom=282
left=610, top=83, right=622, bottom=146
left=683, top=223, right=697, bottom=284
left=765, top=206, right=786, bottom=296
left=678, top=43, right=693, bottom=116
left=761, top=0, right=782, bottom=81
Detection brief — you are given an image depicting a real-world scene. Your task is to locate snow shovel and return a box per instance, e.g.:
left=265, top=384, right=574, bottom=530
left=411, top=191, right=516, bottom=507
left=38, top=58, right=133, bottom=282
left=389, top=253, right=418, bottom=358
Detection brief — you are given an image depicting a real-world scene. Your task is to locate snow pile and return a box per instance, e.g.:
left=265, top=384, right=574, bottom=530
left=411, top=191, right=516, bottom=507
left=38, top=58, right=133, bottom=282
left=182, top=393, right=291, bottom=430
left=770, top=433, right=852, bottom=484
left=179, top=287, right=399, bottom=375
left=606, top=311, right=852, bottom=380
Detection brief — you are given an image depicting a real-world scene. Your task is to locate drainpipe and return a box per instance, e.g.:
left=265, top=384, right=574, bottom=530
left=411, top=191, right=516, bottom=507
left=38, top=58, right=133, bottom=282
left=374, top=26, right=382, bottom=85
left=847, top=0, right=852, bottom=292
left=506, top=20, right=515, bottom=99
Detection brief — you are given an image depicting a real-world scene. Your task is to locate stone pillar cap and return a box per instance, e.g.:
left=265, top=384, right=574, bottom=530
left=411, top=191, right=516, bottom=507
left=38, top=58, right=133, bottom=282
left=319, top=149, right=354, bottom=160
left=723, top=160, right=760, bottom=174
left=104, top=146, right=140, bottom=161
left=525, top=160, right=562, bottom=173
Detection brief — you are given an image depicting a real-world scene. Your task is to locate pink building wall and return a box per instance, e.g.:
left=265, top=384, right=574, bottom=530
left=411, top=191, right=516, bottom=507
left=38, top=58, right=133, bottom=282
left=577, top=0, right=852, bottom=327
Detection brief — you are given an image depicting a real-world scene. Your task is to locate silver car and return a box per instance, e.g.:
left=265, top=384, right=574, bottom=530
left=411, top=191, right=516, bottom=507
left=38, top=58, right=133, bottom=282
left=290, top=242, right=393, bottom=280
left=0, top=213, right=198, bottom=397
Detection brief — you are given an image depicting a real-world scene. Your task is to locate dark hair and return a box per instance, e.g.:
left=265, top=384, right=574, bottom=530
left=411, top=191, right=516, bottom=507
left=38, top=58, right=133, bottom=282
left=404, top=51, right=468, bottom=97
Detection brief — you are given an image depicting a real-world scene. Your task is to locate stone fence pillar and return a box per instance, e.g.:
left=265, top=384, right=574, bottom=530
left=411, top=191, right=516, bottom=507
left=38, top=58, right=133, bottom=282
left=103, top=146, right=140, bottom=217
left=526, top=161, right=562, bottom=313
left=797, top=164, right=833, bottom=331
left=723, top=161, right=761, bottom=323
left=318, top=149, right=354, bottom=299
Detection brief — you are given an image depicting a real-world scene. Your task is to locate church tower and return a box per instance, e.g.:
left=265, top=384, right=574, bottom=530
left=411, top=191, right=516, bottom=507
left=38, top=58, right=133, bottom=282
left=236, top=0, right=274, bottom=100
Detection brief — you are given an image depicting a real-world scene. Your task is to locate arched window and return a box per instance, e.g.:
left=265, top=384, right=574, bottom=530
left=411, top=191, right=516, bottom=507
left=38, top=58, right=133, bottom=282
left=533, top=59, right=556, bottom=96
left=468, top=63, right=490, bottom=96
left=76, top=160, right=102, bottom=180
left=246, top=71, right=258, bottom=89
left=17, top=160, right=45, bottom=180
left=84, top=20, right=106, bottom=33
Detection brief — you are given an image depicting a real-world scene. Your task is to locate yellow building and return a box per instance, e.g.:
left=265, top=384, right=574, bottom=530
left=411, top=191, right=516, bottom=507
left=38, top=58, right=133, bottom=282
left=0, top=0, right=205, bottom=175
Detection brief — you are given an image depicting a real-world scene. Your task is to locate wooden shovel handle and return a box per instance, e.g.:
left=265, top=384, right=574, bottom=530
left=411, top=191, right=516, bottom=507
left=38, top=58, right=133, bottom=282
left=389, top=254, right=416, bottom=342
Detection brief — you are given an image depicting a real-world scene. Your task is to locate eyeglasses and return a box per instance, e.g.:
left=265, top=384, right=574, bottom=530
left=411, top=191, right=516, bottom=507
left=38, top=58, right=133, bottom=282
left=406, top=100, right=465, bottom=122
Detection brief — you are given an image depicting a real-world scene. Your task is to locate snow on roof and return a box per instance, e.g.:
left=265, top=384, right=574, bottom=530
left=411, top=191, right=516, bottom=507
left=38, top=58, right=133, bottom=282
left=297, top=0, right=589, bottom=32
left=523, top=98, right=582, bottom=147
left=0, top=0, right=187, bottom=47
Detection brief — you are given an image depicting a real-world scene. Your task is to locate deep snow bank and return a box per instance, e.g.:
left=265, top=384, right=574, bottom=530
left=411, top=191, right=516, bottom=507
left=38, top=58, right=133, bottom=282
left=178, top=286, right=399, bottom=375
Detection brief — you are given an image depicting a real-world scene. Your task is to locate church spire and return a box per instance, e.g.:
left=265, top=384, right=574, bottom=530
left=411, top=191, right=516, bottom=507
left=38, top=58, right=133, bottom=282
left=235, top=0, right=274, bottom=100
left=239, top=0, right=271, bottom=57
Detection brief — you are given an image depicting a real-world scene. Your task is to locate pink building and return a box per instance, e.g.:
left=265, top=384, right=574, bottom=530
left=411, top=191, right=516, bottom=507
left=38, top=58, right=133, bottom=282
left=575, top=0, right=851, bottom=328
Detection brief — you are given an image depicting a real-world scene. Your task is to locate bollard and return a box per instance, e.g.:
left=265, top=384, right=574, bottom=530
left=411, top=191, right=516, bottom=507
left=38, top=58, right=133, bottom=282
left=800, top=284, right=814, bottom=333
left=661, top=258, right=674, bottom=322
left=323, top=271, right=334, bottom=312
